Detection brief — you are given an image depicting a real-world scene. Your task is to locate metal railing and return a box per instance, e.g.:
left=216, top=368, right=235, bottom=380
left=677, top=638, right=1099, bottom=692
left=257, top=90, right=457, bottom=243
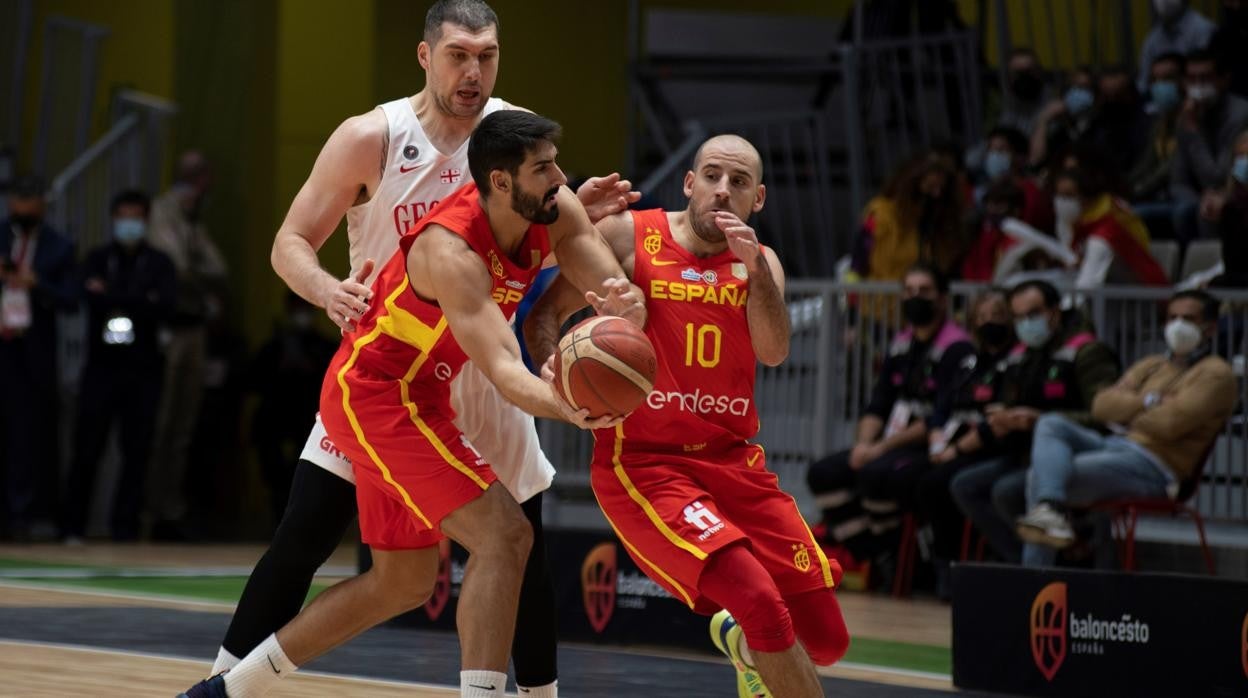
left=542, top=282, right=1248, bottom=526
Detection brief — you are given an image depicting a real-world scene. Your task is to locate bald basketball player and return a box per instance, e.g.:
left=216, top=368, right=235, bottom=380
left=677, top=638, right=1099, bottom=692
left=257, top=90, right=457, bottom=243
left=526, top=135, right=849, bottom=698
left=197, top=2, right=636, bottom=697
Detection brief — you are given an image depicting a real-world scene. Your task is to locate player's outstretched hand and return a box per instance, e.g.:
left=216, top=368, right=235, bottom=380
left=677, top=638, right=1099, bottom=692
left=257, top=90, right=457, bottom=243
left=587, top=277, right=645, bottom=327
left=548, top=372, right=625, bottom=430
left=577, top=173, right=642, bottom=224
left=716, top=213, right=764, bottom=271
left=326, top=258, right=374, bottom=332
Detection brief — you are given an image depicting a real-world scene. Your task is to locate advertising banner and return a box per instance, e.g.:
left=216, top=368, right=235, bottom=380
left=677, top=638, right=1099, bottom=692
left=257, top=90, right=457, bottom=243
left=952, top=563, right=1248, bottom=697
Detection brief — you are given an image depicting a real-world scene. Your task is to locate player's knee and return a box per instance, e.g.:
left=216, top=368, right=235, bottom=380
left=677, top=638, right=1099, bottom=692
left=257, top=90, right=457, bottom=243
left=478, top=507, right=533, bottom=568
left=368, top=555, right=437, bottom=614
left=804, top=625, right=850, bottom=666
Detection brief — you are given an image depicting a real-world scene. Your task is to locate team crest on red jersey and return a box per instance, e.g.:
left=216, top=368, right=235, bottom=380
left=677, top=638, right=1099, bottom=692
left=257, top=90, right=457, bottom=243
left=488, top=250, right=505, bottom=278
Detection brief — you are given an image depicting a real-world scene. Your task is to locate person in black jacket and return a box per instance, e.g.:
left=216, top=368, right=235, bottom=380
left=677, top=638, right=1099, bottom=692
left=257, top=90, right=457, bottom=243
left=63, top=190, right=176, bottom=542
left=0, top=175, right=76, bottom=541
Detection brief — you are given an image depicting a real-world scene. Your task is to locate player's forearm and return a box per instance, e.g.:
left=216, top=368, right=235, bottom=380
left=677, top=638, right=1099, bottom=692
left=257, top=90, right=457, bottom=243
left=523, top=299, right=566, bottom=369
left=487, top=362, right=564, bottom=420
left=745, top=259, right=789, bottom=366
left=272, top=229, right=340, bottom=308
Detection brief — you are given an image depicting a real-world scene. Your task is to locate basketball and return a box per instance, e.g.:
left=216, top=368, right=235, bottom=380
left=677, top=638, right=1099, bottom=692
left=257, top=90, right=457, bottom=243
left=553, top=315, right=657, bottom=418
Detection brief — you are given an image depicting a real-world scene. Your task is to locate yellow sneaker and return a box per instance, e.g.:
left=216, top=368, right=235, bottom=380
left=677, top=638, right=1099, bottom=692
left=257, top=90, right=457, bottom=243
left=710, top=610, right=770, bottom=697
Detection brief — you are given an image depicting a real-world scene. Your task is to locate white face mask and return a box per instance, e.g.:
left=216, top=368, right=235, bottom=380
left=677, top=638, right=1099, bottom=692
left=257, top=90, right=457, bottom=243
left=1164, top=318, right=1202, bottom=355
left=1054, top=195, right=1082, bottom=224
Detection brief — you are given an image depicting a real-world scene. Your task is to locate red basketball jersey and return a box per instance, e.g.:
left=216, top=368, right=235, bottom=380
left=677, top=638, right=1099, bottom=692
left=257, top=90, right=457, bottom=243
left=594, top=208, right=760, bottom=459
left=325, top=183, right=551, bottom=406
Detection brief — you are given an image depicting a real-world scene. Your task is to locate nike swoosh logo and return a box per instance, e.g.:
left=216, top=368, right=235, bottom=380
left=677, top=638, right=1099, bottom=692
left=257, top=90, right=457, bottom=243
left=746, top=450, right=762, bottom=467
left=650, top=256, right=679, bottom=266
left=266, top=654, right=281, bottom=674
left=469, top=684, right=496, bottom=690
left=399, top=163, right=422, bottom=173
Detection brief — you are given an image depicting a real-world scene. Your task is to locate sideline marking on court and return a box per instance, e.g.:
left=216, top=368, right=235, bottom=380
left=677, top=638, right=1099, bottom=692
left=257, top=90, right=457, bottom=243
left=0, top=639, right=477, bottom=693
left=0, top=581, right=953, bottom=686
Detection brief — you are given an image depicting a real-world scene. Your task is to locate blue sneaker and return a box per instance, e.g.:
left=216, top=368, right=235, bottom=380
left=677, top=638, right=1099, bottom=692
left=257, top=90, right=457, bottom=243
left=178, top=673, right=228, bottom=698
left=710, top=610, right=770, bottom=697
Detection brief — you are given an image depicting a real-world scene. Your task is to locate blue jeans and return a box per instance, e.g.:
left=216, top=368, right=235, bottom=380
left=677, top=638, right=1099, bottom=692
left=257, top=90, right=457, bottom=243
left=1023, top=414, right=1172, bottom=567
left=949, top=456, right=1026, bottom=564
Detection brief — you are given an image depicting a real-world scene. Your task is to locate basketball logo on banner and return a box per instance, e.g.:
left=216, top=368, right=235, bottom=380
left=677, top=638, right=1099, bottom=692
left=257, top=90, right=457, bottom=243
left=1030, top=582, right=1068, bottom=681
left=582, top=542, right=618, bottom=633
left=425, top=539, right=453, bottom=621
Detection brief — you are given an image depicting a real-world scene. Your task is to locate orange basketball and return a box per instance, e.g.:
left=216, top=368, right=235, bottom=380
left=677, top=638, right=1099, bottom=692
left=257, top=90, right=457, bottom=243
left=553, top=316, right=657, bottom=418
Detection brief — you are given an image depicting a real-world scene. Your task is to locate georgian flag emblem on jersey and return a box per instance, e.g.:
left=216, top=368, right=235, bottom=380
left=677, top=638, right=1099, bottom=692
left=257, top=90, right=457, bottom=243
left=440, top=168, right=462, bottom=184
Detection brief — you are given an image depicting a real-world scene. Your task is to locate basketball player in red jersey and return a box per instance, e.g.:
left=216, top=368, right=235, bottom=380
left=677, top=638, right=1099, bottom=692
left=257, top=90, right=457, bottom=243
left=180, top=111, right=642, bottom=698
left=526, top=135, right=849, bottom=698
left=202, top=3, right=635, bottom=697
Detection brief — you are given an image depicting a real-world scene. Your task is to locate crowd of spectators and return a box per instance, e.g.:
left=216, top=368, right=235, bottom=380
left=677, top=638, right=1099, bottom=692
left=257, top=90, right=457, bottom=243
left=847, top=0, right=1248, bottom=293
left=0, top=153, right=330, bottom=543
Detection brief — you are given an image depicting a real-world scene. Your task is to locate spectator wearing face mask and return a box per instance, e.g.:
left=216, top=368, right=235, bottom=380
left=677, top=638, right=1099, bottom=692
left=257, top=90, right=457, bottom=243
left=1137, top=0, right=1216, bottom=94
left=977, top=126, right=1053, bottom=233
left=849, top=152, right=967, bottom=285
left=63, top=191, right=176, bottom=542
left=1017, top=290, right=1236, bottom=567
left=1029, top=68, right=1098, bottom=169
left=950, top=280, right=1120, bottom=563
left=247, top=292, right=338, bottom=526
left=997, top=48, right=1052, bottom=137
left=0, top=175, right=75, bottom=542
left=1184, top=128, right=1248, bottom=288
left=917, top=289, right=1014, bottom=599
left=808, top=264, right=974, bottom=585
left=1131, top=52, right=1187, bottom=222
left=1207, top=0, right=1248, bottom=98
left=1082, top=66, right=1152, bottom=176
left=1052, top=168, right=1170, bottom=289
left=1170, top=49, right=1248, bottom=245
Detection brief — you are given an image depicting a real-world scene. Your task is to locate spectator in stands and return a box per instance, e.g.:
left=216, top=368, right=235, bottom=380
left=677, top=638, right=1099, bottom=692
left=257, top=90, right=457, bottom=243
left=1208, top=0, right=1248, bottom=98
left=146, top=150, right=227, bottom=541
left=1017, top=290, right=1237, bottom=566
left=950, top=280, right=1120, bottom=563
left=1136, top=0, right=1216, bottom=93
left=1185, top=128, right=1248, bottom=288
left=1131, top=52, right=1187, bottom=238
left=1029, top=67, right=1097, bottom=169
left=977, top=126, right=1053, bottom=232
left=0, top=175, right=75, bottom=542
left=63, top=191, right=176, bottom=542
left=998, top=48, right=1053, bottom=138
left=1054, top=168, right=1170, bottom=288
left=849, top=153, right=967, bottom=283
left=1170, top=49, right=1248, bottom=245
left=1083, top=66, right=1152, bottom=176
left=248, top=292, right=338, bottom=526
left=917, top=289, right=1014, bottom=599
left=962, top=181, right=1026, bottom=282
left=808, top=264, right=974, bottom=582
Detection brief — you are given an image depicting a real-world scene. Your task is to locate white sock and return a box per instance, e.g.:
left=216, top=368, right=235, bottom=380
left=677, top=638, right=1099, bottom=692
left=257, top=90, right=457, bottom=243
left=517, top=680, right=557, bottom=696
left=223, top=634, right=297, bottom=697
left=211, top=646, right=241, bottom=675
left=461, top=670, right=507, bottom=697
left=736, top=633, right=755, bottom=668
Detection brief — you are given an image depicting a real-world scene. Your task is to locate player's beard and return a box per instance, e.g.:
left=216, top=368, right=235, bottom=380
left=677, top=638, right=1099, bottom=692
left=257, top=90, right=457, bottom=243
left=513, top=186, right=561, bottom=225
left=687, top=200, right=728, bottom=244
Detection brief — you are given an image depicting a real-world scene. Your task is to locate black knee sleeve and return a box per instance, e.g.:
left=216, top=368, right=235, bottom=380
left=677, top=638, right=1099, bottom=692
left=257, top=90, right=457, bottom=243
left=222, top=460, right=357, bottom=658
left=511, top=491, right=558, bottom=687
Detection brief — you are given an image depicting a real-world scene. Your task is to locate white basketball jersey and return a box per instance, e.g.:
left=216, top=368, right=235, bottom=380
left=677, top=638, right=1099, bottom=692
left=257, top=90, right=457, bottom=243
left=345, top=96, right=513, bottom=285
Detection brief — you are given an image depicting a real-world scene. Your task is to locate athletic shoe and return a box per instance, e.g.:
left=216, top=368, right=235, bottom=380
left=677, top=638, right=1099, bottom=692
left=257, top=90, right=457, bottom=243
left=178, top=673, right=228, bottom=698
left=710, top=609, right=770, bottom=698
left=1017, top=502, right=1075, bottom=549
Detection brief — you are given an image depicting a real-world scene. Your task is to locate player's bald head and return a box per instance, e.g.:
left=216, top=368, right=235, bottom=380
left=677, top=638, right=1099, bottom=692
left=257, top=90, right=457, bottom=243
left=692, top=135, right=763, bottom=181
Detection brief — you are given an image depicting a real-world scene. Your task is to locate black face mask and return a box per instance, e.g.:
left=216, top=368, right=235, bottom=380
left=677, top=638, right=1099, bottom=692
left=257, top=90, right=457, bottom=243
left=1011, top=72, right=1044, bottom=101
left=976, top=321, right=1011, bottom=348
left=902, top=296, right=937, bottom=327
left=9, top=214, right=41, bottom=232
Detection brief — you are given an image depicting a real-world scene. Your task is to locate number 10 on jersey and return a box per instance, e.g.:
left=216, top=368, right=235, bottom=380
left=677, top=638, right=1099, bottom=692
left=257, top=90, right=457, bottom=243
left=684, top=323, right=722, bottom=368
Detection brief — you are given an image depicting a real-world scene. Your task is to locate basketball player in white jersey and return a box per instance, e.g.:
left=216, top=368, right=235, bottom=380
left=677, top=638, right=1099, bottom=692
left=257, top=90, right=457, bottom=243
left=201, top=2, right=636, bottom=696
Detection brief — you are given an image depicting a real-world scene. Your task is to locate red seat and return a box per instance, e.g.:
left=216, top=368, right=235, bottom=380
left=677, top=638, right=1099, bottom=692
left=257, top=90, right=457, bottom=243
left=1088, top=435, right=1220, bottom=575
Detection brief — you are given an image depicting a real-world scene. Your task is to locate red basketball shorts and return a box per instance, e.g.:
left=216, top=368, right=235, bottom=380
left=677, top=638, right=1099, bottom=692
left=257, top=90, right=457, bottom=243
left=321, top=368, right=496, bottom=551
left=591, top=431, right=837, bottom=614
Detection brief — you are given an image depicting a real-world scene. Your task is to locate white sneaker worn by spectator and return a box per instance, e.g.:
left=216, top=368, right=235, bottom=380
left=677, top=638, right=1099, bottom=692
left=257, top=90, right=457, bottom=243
left=1017, top=502, right=1075, bottom=548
